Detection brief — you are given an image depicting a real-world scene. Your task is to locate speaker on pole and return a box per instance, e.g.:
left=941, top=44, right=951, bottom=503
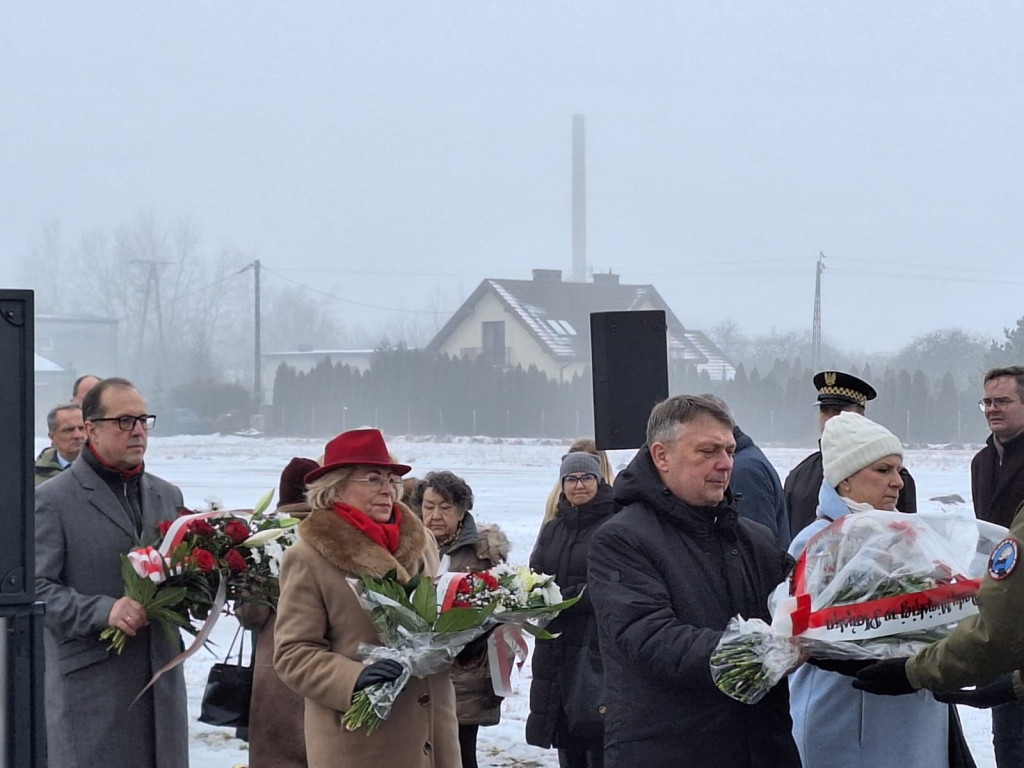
left=0, top=289, right=46, bottom=767
left=590, top=310, right=669, bottom=450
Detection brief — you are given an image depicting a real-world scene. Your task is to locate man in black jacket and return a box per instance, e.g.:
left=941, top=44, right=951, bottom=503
left=587, top=395, right=800, bottom=768
left=970, top=365, right=1024, bottom=766
left=784, top=370, right=917, bottom=537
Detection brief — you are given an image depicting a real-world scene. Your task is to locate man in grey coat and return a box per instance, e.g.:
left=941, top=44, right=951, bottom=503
left=35, top=377, right=189, bottom=768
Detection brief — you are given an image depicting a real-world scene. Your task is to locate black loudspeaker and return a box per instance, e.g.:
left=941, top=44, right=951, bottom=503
left=0, top=289, right=46, bottom=768
left=0, top=290, right=33, bottom=603
left=591, top=310, right=669, bottom=450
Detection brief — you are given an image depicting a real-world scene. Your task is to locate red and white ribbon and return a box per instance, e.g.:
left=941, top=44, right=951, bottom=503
left=126, top=508, right=226, bottom=583
left=487, top=624, right=528, bottom=697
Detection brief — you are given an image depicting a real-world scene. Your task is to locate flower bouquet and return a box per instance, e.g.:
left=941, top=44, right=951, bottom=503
left=344, top=564, right=581, bottom=733
left=710, top=510, right=1007, bottom=704
left=343, top=570, right=496, bottom=734
left=100, top=489, right=299, bottom=654
left=439, top=562, right=579, bottom=639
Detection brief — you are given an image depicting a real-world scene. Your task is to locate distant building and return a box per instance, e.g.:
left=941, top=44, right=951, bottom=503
left=36, top=314, right=118, bottom=382
left=425, top=269, right=734, bottom=381
left=34, top=353, right=65, bottom=434
left=34, top=314, right=118, bottom=434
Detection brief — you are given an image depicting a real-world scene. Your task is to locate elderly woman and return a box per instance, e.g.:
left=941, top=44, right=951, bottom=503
left=274, top=429, right=459, bottom=767
left=527, top=452, right=617, bottom=768
left=410, top=471, right=510, bottom=768
left=789, top=412, right=972, bottom=768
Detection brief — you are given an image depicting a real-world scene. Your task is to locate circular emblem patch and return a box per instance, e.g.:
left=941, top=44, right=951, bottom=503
left=988, top=538, right=1019, bottom=581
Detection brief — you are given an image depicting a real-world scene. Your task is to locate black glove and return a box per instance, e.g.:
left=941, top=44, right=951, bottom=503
left=852, top=658, right=915, bottom=696
left=934, top=674, right=1018, bottom=709
left=455, top=626, right=496, bottom=664
left=353, top=660, right=405, bottom=692
left=807, top=657, right=873, bottom=677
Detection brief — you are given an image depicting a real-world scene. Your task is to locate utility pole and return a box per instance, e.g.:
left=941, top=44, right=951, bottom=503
left=811, top=252, right=825, bottom=370
left=132, top=259, right=171, bottom=392
left=253, top=259, right=262, bottom=408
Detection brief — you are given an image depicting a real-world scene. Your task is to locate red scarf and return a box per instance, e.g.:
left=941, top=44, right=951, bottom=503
left=332, top=502, right=402, bottom=554
left=88, top=442, right=144, bottom=481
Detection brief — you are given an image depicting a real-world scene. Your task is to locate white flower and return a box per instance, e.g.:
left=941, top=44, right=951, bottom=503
left=540, top=580, right=563, bottom=606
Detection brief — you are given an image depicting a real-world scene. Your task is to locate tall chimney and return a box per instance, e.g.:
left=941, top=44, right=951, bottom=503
left=571, top=114, right=587, bottom=282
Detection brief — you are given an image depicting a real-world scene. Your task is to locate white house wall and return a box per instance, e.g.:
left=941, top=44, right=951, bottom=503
left=435, top=291, right=587, bottom=381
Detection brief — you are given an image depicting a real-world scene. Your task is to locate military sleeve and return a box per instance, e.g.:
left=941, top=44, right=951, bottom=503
left=907, top=509, right=1024, bottom=691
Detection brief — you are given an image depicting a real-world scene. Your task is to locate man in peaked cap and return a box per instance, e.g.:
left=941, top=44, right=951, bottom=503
left=783, top=370, right=917, bottom=536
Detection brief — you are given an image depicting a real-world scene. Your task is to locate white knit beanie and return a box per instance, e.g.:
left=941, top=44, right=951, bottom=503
left=821, top=411, right=904, bottom=488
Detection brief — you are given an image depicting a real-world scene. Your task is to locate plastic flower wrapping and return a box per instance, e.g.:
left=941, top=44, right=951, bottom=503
left=344, top=564, right=580, bottom=734
left=100, top=489, right=299, bottom=654
left=710, top=510, right=1008, bottom=704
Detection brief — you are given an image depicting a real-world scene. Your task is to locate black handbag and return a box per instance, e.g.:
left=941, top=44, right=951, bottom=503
left=563, top=640, right=606, bottom=739
left=199, top=626, right=254, bottom=728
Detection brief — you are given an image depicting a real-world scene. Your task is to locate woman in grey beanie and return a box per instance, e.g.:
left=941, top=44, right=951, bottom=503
left=786, top=411, right=972, bottom=768
left=526, top=450, right=618, bottom=767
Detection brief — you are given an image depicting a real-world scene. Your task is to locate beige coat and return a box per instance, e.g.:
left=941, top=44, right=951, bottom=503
left=274, top=505, right=460, bottom=768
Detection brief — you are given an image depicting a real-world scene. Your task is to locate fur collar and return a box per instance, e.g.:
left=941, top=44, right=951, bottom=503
left=298, top=502, right=432, bottom=583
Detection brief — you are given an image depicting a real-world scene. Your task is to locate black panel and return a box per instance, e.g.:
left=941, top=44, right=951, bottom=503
left=590, top=310, right=669, bottom=450
left=0, top=291, right=33, bottom=604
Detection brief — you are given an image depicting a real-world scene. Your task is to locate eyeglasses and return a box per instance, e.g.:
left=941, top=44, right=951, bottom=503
left=978, top=398, right=1020, bottom=412
left=350, top=475, right=404, bottom=492
left=90, top=414, right=157, bottom=431
left=562, top=473, right=599, bottom=487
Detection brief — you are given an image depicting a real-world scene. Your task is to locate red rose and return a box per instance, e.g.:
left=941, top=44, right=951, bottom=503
left=225, top=549, right=248, bottom=573
left=189, top=520, right=216, bottom=538
left=476, top=571, right=499, bottom=590
left=157, top=520, right=173, bottom=537
left=193, top=548, right=216, bottom=572
left=177, top=507, right=196, bottom=517
left=224, top=519, right=251, bottom=544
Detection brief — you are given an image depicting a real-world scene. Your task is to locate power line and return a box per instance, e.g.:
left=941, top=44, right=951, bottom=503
left=260, top=266, right=457, bottom=315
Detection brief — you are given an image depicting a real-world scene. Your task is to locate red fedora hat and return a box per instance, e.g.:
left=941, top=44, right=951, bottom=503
left=304, top=429, right=411, bottom=484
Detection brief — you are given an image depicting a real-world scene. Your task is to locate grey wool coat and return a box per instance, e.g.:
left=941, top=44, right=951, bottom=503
left=35, top=456, right=189, bottom=768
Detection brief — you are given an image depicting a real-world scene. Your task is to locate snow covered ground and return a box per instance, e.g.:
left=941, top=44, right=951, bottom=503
left=62, top=434, right=998, bottom=767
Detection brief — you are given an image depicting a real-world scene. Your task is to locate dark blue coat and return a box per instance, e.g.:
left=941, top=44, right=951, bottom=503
left=730, top=426, right=791, bottom=548
left=587, top=446, right=801, bottom=768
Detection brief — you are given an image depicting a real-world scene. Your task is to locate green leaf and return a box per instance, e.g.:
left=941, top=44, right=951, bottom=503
left=251, top=488, right=275, bottom=520
left=516, top=622, right=561, bottom=641
left=433, top=602, right=495, bottom=633
left=410, top=578, right=438, bottom=625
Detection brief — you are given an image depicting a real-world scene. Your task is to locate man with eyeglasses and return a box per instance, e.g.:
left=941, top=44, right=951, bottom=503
left=35, top=377, right=188, bottom=768
left=965, top=365, right=1024, bottom=767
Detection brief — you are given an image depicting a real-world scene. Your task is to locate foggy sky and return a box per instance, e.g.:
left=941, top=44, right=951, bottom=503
left=4, top=2, right=1024, bottom=355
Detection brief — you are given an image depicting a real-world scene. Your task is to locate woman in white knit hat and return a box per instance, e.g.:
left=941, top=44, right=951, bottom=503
left=786, top=411, right=973, bottom=768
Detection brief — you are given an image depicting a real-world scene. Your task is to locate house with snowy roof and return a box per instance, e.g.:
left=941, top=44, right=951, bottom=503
left=425, top=268, right=735, bottom=382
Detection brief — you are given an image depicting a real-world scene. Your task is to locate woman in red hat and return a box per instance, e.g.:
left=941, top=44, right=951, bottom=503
left=274, top=429, right=459, bottom=767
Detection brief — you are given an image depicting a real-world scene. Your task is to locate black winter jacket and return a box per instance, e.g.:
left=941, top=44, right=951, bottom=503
left=526, top=483, right=616, bottom=750
left=588, top=447, right=801, bottom=768
left=971, top=430, right=1024, bottom=528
